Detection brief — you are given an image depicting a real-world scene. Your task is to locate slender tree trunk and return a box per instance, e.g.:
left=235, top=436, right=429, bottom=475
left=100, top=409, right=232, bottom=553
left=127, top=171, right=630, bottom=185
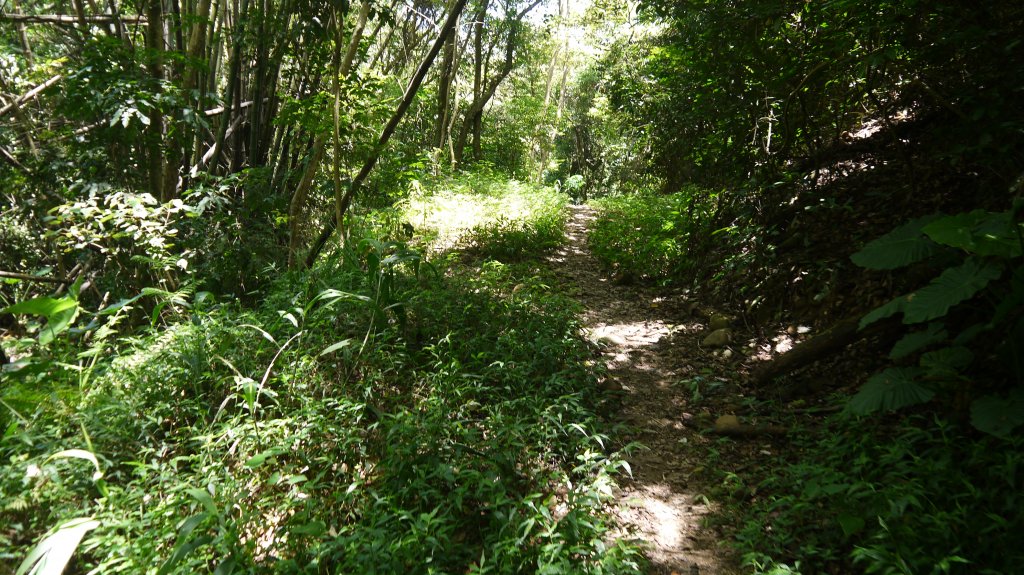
left=287, top=0, right=369, bottom=268
left=470, top=0, right=488, bottom=161
left=455, top=0, right=541, bottom=167
left=209, top=0, right=248, bottom=174
left=305, top=0, right=470, bottom=268
left=145, top=0, right=167, bottom=200
left=432, top=23, right=456, bottom=150
left=12, top=0, right=34, bottom=67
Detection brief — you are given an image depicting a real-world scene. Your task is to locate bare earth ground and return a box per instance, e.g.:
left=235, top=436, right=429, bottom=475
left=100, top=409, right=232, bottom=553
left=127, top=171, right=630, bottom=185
left=546, top=205, right=741, bottom=575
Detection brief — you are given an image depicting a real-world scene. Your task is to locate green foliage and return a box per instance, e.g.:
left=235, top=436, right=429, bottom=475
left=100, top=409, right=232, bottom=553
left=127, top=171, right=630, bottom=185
left=850, top=207, right=1024, bottom=435
left=850, top=216, right=944, bottom=271
left=178, top=169, right=288, bottom=295
left=730, top=415, right=1024, bottom=575
left=588, top=188, right=716, bottom=282
left=464, top=213, right=566, bottom=262
left=847, top=368, right=934, bottom=415
left=48, top=187, right=198, bottom=293
left=585, top=0, right=1024, bottom=188
left=400, top=171, right=567, bottom=259
left=0, top=202, right=642, bottom=573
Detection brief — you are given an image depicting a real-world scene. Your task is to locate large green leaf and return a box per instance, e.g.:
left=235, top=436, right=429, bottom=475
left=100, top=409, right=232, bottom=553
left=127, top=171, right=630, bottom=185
left=920, top=346, right=974, bottom=378
left=38, top=306, right=79, bottom=346
left=859, top=294, right=910, bottom=329
left=889, top=323, right=947, bottom=359
left=970, top=388, right=1024, bottom=437
left=2, top=296, right=77, bottom=318
left=16, top=517, right=100, bottom=575
left=848, top=368, right=933, bottom=415
left=903, top=258, right=1003, bottom=323
left=923, top=209, right=1022, bottom=258
left=851, top=215, right=942, bottom=270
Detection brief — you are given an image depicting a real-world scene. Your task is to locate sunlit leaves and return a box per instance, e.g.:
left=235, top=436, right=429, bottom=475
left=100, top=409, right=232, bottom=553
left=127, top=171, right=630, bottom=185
left=16, top=517, right=100, bottom=575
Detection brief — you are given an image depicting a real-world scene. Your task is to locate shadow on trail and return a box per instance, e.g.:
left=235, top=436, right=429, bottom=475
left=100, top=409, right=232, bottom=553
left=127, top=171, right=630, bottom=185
left=547, top=205, right=737, bottom=575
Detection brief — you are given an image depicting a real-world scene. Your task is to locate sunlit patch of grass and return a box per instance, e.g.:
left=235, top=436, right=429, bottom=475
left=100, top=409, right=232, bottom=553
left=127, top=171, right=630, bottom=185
left=400, top=174, right=567, bottom=255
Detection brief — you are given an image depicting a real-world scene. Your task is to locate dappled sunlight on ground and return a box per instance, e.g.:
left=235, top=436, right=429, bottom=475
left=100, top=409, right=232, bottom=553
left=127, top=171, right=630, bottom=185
left=613, top=483, right=723, bottom=573
left=548, top=204, right=739, bottom=574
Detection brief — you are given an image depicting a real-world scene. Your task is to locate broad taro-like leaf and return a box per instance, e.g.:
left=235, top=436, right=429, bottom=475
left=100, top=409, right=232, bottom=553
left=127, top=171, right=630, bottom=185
left=903, top=258, right=1003, bottom=323
left=919, top=346, right=974, bottom=378
left=851, top=214, right=942, bottom=270
left=859, top=294, right=911, bottom=329
left=923, top=209, right=1022, bottom=258
left=889, top=323, right=947, bottom=359
left=991, top=265, right=1024, bottom=326
left=848, top=368, right=933, bottom=415
left=971, top=388, right=1024, bottom=437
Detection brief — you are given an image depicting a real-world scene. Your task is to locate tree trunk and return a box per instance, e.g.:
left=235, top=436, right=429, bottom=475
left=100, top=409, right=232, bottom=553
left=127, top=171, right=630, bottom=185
left=469, top=0, right=488, bottom=161
left=209, top=0, right=249, bottom=175
left=432, top=22, right=457, bottom=150
left=454, top=0, right=541, bottom=167
left=286, top=0, right=370, bottom=268
left=145, top=0, right=167, bottom=201
left=305, top=0, right=471, bottom=269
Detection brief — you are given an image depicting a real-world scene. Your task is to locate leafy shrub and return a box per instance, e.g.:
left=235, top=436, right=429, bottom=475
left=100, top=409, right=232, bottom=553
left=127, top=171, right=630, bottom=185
left=588, top=188, right=715, bottom=282
left=1, top=226, right=642, bottom=573
left=402, top=172, right=567, bottom=258
left=848, top=205, right=1024, bottom=436
left=732, top=415, right=1024, bottom=575
left=48, top=185, right=198, bottom=294
left=177, top=168, right=288, bottom=296
left=464, top=210, right=565, bottom=262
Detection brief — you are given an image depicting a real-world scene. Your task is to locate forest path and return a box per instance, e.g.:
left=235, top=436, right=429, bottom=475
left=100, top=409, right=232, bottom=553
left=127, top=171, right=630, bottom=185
left=546, top=204, right=738, bottom=575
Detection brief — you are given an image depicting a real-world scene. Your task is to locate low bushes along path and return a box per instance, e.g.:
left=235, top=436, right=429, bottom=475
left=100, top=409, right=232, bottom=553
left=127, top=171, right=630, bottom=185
left=546, top=205, right=739, bottom=575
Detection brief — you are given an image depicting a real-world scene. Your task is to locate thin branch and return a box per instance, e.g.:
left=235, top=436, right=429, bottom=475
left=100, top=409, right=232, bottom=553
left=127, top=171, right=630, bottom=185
left=0, top=144, right=29, bottom=173
left=0, top=270, right=72, bottom=284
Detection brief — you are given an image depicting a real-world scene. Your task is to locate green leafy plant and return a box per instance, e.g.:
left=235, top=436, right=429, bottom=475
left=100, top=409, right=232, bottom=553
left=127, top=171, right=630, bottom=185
left=730, top=414, right=1024, bottom=575
left=589, top=188, right=717, bottom=282
left=849, top=205, right=1024, bottom=435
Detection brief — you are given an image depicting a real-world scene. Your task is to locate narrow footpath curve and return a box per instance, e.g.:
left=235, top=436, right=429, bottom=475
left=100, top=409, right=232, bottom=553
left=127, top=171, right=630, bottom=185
left=546, top=204, right=738, bottom=575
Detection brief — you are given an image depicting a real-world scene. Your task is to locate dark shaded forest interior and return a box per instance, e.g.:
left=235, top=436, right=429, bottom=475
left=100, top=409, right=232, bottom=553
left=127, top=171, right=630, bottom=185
left=1, top=0, right=1022, bottom=573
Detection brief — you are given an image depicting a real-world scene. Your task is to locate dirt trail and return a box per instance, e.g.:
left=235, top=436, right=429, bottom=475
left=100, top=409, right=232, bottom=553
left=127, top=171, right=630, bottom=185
left=547, top=205, right=737, bottom=575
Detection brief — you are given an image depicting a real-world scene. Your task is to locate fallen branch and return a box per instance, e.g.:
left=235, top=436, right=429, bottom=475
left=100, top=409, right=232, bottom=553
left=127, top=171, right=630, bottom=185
left=749, top=315, right=900, bottom=390
left=203, top=99, right=257, bottom=117
left=709, top=424, right=788, bottom=438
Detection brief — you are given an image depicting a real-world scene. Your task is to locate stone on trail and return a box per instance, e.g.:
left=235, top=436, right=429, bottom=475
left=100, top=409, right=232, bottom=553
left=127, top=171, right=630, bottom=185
left=709, top=313, right=732, bottom=331
left=601, top=379, right=624, bottom=392
left=702, top=328, right=732, bottom=347
left=713, top=414, right=741, bottom=433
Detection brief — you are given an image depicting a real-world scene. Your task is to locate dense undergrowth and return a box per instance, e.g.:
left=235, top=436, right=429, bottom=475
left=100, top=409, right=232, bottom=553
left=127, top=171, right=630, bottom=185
left=0, top=177, right=642, bottom=574
left=727, top=413, right=1024, bottom=575
left=586, top=189, right=724, bottom=283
